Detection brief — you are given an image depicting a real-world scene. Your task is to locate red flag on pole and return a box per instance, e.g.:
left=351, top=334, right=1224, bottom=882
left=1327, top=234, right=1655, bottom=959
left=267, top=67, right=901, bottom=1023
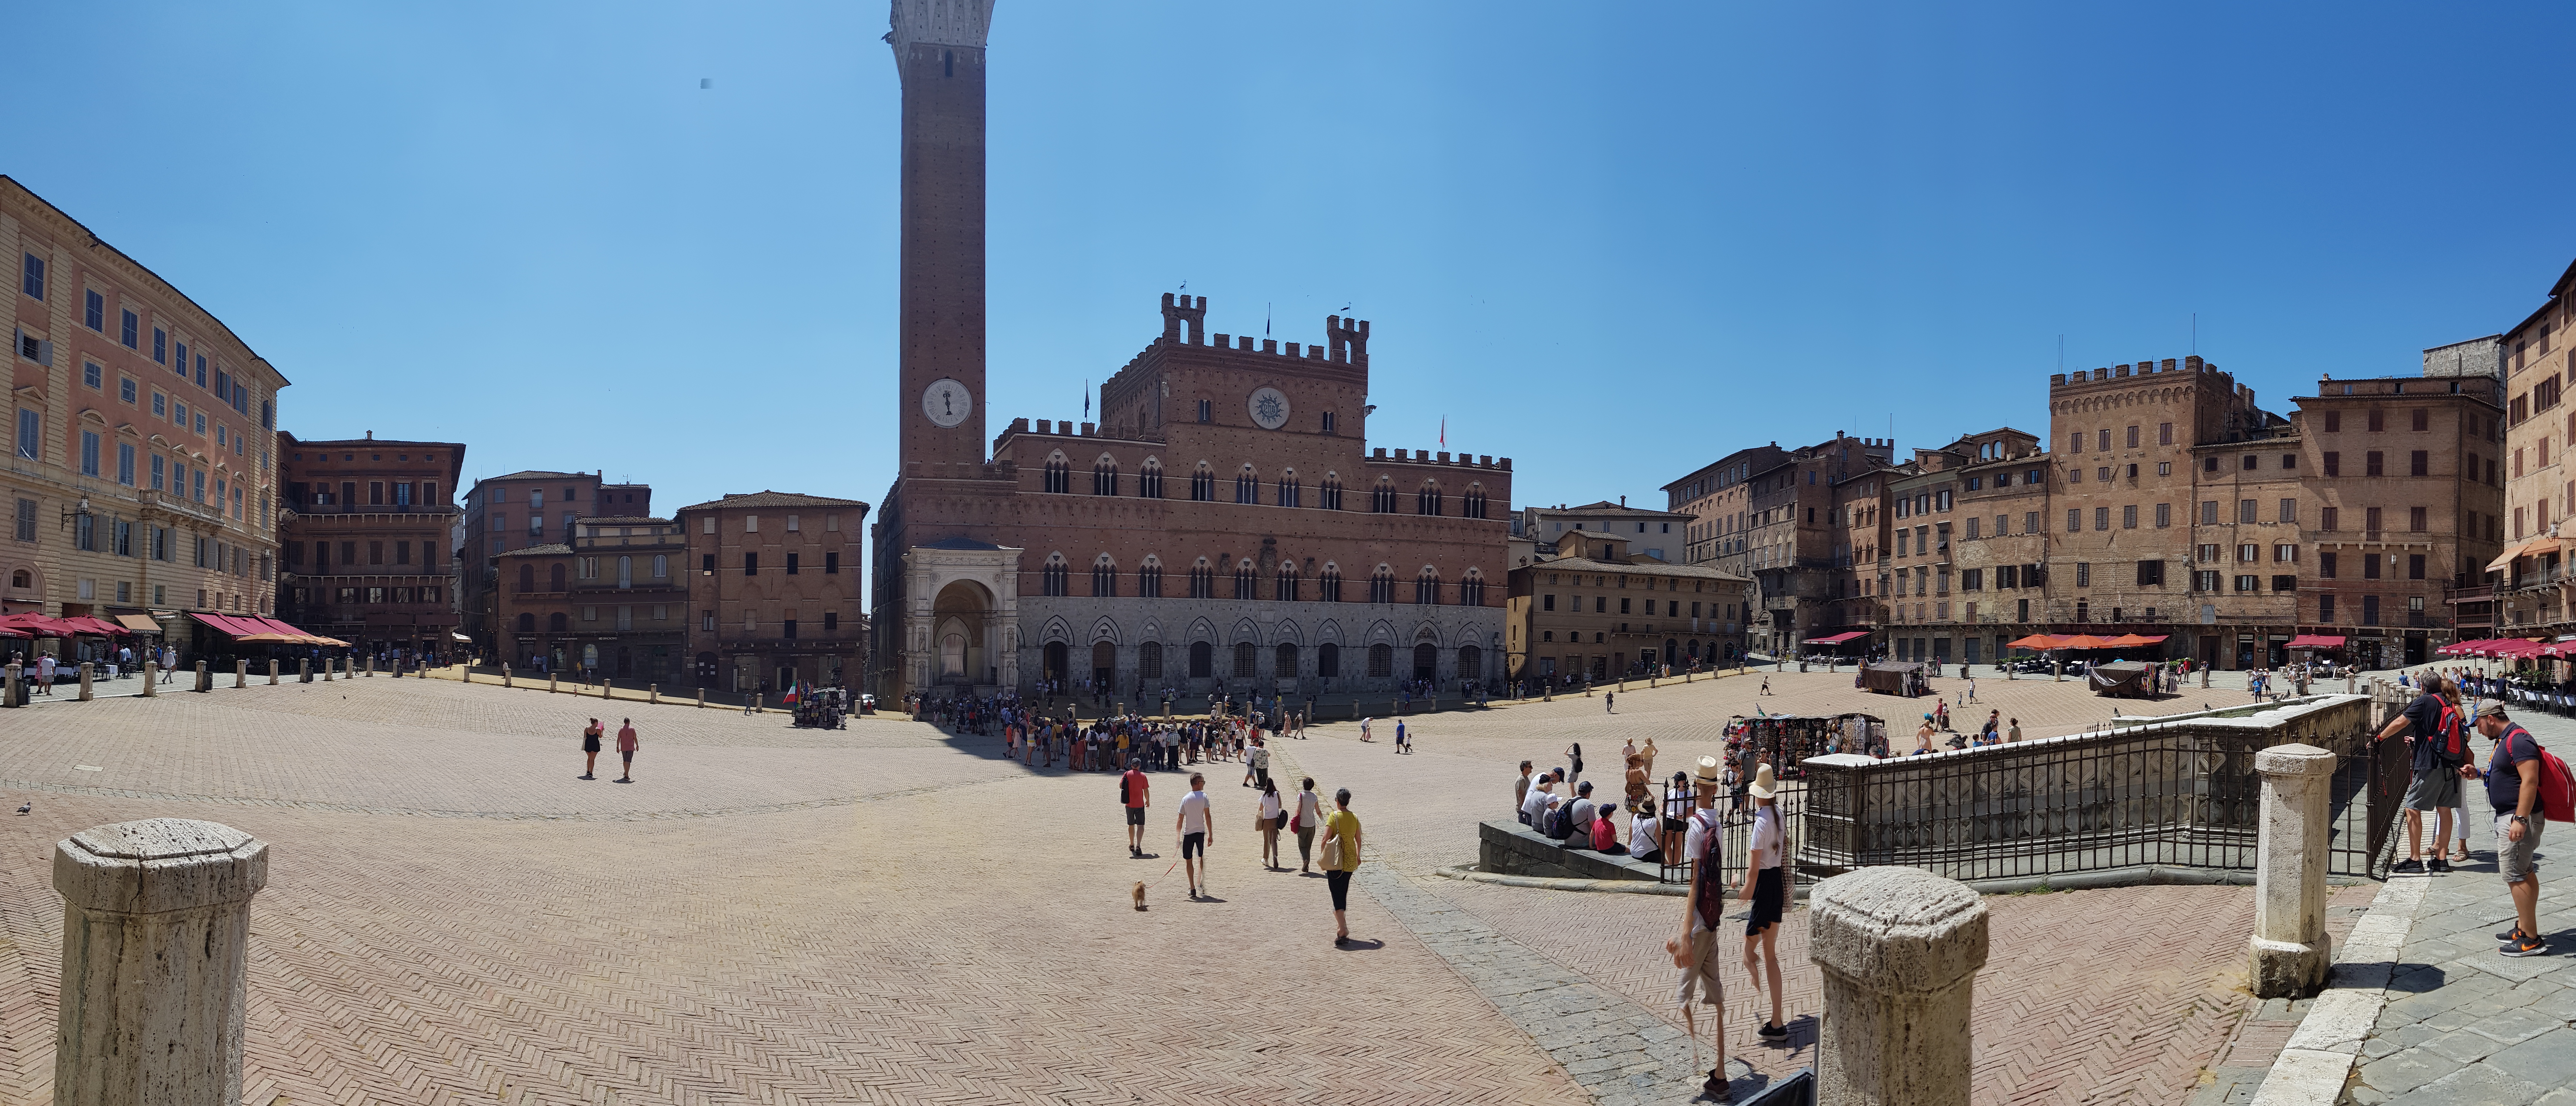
left=1440, top=417, right=1446, bottom=447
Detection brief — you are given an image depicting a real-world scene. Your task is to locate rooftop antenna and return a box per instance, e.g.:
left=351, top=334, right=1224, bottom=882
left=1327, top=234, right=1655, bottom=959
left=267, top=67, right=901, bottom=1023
left=2191, top=313, right=2198, bottom=355
left=1266, top=302, right=1272, bottom=337
left=2056, top=334, right=2064, bottom=373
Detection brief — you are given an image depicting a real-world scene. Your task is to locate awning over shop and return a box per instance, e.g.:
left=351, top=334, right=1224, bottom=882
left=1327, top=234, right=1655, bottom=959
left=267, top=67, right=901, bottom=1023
left=450, top=632, right=471, bottom=643
left=2055, top=634, right=2110, bottom=649
left=2284, top=634, right=2347, bottom=649
left=1801, top=631, right=1868, bottom=645
left=2486, top=639, right=2547, bottom=659
left=2100, top=633, right=2169, bottom=648
left=114, top=614, right=163, bottom=634
left=61, top=616, right=129, bottom=636
left=2006, top=633, right=2062, bottom=649
left=0, top=613, right=81, bottom=637
left=2486, top=538, right=2562, bottom=573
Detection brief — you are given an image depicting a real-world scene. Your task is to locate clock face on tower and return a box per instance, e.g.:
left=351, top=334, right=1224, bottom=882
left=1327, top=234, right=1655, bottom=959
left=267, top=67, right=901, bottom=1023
left=921, top=378, right=973, bottom=428
left=1247, top=386, right=1290, bottom=431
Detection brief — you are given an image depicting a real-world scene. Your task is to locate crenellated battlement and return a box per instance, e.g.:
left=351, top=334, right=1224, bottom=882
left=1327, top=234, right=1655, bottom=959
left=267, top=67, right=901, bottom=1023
left=2051, top=355, right=2222, bottom=389
left=1367, top=447, right=1511, bottom=472
left=1142, top=293, right=1369, bottom=366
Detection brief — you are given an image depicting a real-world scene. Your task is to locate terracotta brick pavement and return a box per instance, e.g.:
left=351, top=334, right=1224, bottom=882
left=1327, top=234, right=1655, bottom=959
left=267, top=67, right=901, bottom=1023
left=0, top=669, right=2336, bottom=1104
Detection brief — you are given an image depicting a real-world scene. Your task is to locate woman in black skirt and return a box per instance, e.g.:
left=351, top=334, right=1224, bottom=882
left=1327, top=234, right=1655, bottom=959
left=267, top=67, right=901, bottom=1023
left=1736, top=763, right=1790, bottom=1041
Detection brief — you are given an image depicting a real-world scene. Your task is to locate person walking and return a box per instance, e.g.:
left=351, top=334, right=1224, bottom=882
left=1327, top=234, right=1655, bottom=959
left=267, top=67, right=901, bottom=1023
left=579, top=718, right=604, bottom=779
left=1565, top=742, right=1585, bottom=788
left=2374, top=675, right=2466, bottom=873
left=1123, top=757, right=1152, bottom=856
left=1359, top=716, right=1374, bottom=743
left=614, top=718, right=639, bottom=783
left=1250, top=736, right=1274, bottom=792
left=1175, top=773, right=1212, bottom=898
left=1258, top=779, right=1285, bottom=870
left=1739, top=764, right=1790, bottom=1041
left=2007, top=717, right=2022, bottom=743
left=2470, top=701, right=2550, bottom=957
left=1605, top=690, right=1615, bottom=713
left=1321, top=787, right=1363, bottom=945
left=1295, top=777, right=1324, bottom=873
left=1393, top=718, right=1408, bottom=753
left=1669, top=757, right=1732, bottom=1101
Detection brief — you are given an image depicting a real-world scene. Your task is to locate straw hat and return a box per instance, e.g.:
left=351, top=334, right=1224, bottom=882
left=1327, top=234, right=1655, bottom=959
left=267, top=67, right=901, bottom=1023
left=1749, top=763, right=1779, bottom=800
left=1692, top=755, right=1723, bottom=786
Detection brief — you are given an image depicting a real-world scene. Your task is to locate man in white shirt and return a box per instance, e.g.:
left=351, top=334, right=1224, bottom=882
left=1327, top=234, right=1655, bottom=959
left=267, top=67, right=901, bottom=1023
left=1176, top=774, right=1213, bottom=899
left=1669, top=756, right=1731, bottom=1101
left=1520, top=773, right=1557, bottom=830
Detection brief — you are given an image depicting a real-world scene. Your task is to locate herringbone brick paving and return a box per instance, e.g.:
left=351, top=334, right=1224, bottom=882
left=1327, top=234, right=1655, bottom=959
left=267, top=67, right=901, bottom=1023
left=0, top=668, right=2315, bottom=1103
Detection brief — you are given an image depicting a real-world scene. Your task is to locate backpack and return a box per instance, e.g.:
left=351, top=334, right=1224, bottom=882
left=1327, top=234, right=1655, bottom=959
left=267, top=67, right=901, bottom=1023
left=1117, top=773, right=1131, bottom=806
left=1543, top=803, right=1571, bottom=839
left=2525, top=730, right=2576, bottom=824
left=2431, top=701, right=2468, bottom=767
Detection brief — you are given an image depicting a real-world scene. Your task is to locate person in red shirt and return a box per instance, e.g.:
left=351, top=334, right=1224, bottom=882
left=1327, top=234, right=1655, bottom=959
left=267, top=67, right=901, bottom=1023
left=1122, top=758, right=1151, bottom=856
left=615, top=719, right=639, bottom=784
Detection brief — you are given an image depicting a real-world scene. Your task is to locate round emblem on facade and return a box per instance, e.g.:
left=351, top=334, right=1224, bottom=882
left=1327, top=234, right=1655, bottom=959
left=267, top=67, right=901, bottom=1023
left=921, top=377, right=973, bottom=428
left=1247, top=386, right=1290, bottom=430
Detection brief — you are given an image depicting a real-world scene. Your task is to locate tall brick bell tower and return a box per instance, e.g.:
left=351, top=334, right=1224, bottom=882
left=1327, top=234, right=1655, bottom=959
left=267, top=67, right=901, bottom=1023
left=890, top=0, right=992, bottom=468
left=874, top=0, right=1019, bottom=702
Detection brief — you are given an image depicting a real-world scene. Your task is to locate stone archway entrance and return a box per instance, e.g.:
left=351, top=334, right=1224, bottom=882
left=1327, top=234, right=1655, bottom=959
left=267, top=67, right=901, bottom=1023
left=932, top=579, right=994, bottom=687
left=1091, top=640, right=1115, bottom=688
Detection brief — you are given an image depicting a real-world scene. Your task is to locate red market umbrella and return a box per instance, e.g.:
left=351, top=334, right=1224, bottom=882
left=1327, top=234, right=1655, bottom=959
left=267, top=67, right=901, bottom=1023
left=2006, top=634, right=2062, bottom=650
left=2055, top=634, right=2109, bottom=650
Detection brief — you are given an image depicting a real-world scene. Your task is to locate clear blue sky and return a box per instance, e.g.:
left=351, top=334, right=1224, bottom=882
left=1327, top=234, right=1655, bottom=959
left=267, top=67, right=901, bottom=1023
left=13, top=2, right=2573, bottom=517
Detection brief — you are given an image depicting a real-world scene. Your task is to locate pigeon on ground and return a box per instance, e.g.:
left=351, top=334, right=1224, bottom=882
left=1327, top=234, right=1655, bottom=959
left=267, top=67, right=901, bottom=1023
left=14, top=802, right=28, bottom=816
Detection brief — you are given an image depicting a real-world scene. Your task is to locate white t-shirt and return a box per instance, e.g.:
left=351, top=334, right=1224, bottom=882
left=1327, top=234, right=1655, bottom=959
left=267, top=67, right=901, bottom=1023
left=1520, top=787, right=1555, bottom=826
left=1749, top=806, right=1784, bottom=870
left=1681, top=806, right=1721, bottom=870
left=1297, top=789, right=1322, bottom=826
left=1629, top=809, right=1659, bottom=855
left=1178, top=790, right=1211, bottom=835
left=1259, top=791, right=1283, bottom=820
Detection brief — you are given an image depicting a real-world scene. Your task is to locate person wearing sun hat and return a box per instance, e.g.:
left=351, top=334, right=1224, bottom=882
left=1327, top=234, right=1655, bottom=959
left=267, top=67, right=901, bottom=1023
left=1736, top=763, right=1791, bottom=1043
left=1669, top=756, right=1733, bottom=1099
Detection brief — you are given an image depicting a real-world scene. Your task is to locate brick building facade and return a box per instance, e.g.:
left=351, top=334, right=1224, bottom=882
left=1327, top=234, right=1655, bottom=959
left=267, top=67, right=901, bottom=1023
left=4, top=176, right=286, bottom=650
left=1663, top=436, right=1896, bottom=659
left=275, top=434, right=464, bottom=657
left=678, top=493, right=868, bottom=693
left=1504, top=529, right=1748, bottom=683
left=2494, top=264, right=2576, bottom=635
left=461, top=469, right=651, bottom=659
left=867, top=1, right=1510, bottom=701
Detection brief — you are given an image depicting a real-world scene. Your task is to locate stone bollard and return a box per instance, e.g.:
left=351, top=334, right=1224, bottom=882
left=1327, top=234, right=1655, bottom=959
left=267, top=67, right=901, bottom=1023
left=299, top=658, right=311, bottom=683
left=234, top=661, right=245, bottom=689
left=5, top=661, right=19, bottom=707
left=363, top=655, right=373, bottom=677
left=650, top=684, right=659, bottom=704
left=500, top=664, right=511, bottom=688
left=79, top=662, right=95, bottom=700
left=696, top=688, right=706, bottom=708
left=268, top=659, right=279, bottom=685
left=53, top=818, right=269, bottom=1106
left=2249, top=743, right=2336, bottom=998
left=142, top=661, right=158, bottom=697
left=196, top=661, right=212, bottom=692
left=321, top=659, right=333, bottom=682
left=754, top=692, right=763, bottom=713
left=1809, top=866, right=1989, bottom=1106
left=548, top=673, right=559, bottom=694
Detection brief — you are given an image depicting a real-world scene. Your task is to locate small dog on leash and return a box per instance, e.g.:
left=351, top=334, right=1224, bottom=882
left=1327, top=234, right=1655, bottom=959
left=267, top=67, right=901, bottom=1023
left=1131, top=881, right=1148, bottom=911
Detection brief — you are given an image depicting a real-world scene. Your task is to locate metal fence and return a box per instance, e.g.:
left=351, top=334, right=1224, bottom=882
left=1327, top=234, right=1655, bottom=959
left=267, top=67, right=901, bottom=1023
left=1675, top=700, right=2407, bottom=890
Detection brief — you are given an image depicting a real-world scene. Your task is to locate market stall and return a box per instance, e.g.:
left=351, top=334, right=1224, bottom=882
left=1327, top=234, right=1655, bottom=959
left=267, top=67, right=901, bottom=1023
left=2088, top=661, right=2158, bottom=698
left=1859, top=660, right=1928, bottom=696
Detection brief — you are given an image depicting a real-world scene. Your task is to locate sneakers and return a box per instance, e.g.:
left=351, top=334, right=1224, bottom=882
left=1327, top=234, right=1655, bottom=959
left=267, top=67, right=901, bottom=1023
left=2427, top=858, right=2452, bottom=874
left=1702, top=1070, right=1732, bottom=1102
left=2392, top=859, right=2424, bottom=874
left=2501, top=932, right=2548, bottom=958
left=1758, top=1022, right=1789, bottom=1041
left=2496, top=925, right=2528, bottom=942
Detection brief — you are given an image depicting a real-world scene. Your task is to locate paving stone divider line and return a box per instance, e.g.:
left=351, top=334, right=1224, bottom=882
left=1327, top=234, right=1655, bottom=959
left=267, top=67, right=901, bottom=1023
left=0, top=775, right=999, bottom=822
left=2244, top=874, right=2429, bottom=1106
left=1355, top=863, right=1756, bottom=1106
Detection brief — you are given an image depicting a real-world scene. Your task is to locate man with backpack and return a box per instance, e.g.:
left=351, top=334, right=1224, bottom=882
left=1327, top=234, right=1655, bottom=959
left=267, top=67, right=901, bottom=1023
left=2375, top=675, right=2467, bottom=874
left=1121, top=758, right=1151, bottom=857
left=2470, top=700, right=2565, bottom=957
left=1667, top=756, right=1733, bottom=1101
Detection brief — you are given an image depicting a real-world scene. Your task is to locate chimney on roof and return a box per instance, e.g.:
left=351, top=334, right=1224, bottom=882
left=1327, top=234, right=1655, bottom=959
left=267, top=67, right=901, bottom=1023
left=365, top=430, right=373, bottom=440
left=1620, top=495, right=1627, bottom=507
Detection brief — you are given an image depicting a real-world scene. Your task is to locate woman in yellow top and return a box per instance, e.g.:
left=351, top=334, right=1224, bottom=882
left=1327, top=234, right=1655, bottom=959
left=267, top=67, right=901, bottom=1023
left=1320, top=787, right=1363, bottom=946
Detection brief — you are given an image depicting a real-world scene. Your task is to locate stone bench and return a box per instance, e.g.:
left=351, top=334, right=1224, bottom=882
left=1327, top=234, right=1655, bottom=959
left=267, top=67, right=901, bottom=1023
left=1478, top=819, right=1669, bottom=883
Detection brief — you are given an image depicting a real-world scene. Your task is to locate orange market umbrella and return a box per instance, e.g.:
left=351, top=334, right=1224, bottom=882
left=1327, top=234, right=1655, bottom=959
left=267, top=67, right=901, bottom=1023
left=2099, top=633, right=2161, bottom=648
left=2055, top=634, right=2109, bottom=649
left=2006, top=634, right=2061, bottom=650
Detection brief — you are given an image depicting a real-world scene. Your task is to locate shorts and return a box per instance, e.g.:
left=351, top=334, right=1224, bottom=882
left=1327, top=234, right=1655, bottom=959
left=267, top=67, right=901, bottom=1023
left=2402, top=767, right=2461, bottom=812
left=1126, top=807, right=1146, bottom=826
left=1748, top=867, right=1786, bottom=932
left=620, top=749, right=634, bottom=763
left=1327, top=868, right=1353, bottom=911
left=2497, top=813, right=2546, bottom=884
left=1674, top=928, right=1725, bottom=1006
left=1182, top=831, right=1206, bottom=859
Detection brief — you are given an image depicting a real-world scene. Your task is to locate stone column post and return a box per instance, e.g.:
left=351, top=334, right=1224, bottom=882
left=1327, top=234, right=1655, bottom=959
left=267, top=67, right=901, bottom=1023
left=79, top=662, right=95, bottom=700
left=754, top=692, right=763, bottom=713
left=499, top=663, right=509, bottom=688
left=549, top=673, right=559, bottom=694
left=5, top=661, right=20, bottom=707
left=233, top=661, right=245, bottom=689
left=298, top=659, right=310, bottom=683
left=142, top=662, right=158, bottom=697
left=268, top=659, right=278, bottom=685
left=52, top=818, right=269, bottom=1106
left=195, top=661, right=211, bottom=692
left=695, top=688, right=705, bottom=708
left=1809, top=866, right=1989, bottom=1106
left=650, top=684, right=659, bottom=704
left=2249, top=742, right=2335, bottom=998
left=364, top=655, right=374, bottom=677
